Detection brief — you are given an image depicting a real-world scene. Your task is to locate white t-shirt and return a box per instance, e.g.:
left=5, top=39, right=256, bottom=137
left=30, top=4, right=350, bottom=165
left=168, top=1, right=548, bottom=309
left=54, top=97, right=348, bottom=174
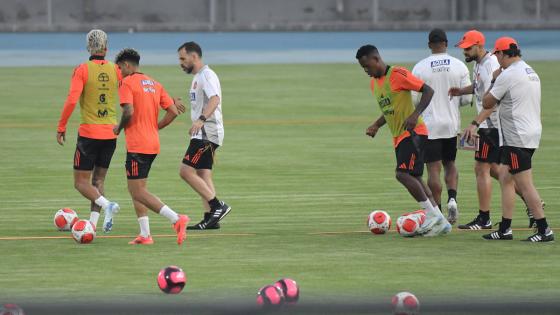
left=473, top=53, right=501, bottom=129
left=412, top=53, right=471, bottom=139
left=189, top=65, right=224, bottom=146
left=489, top=60, right=541, bottom=149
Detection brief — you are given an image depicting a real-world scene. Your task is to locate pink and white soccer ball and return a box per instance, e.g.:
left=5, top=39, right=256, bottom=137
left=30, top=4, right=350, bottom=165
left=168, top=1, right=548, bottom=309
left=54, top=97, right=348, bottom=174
left=396, top=210, right=426, bottom=237
left=392, top=291, right=420, bottom=315
left=71, top=219, right=96, bottom=244
left=367, top=210, right=392, bottom=234
left=0, top=304, right=25, bottom=315
left=53, top=208, right=79, bottom=231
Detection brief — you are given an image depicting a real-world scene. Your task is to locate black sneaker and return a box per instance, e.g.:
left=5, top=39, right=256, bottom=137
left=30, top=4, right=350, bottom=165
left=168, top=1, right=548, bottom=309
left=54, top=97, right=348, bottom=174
left=482, top=228, right=513, bottom=240
left=187, top=220, right=220, bottom=230
left=458, top=216, right=492, bottom=230
left=526, top=200, right=545, bottom=228
left=523, top=228, right=554, bottom=243
left=205, top=201, right=232, bottom=227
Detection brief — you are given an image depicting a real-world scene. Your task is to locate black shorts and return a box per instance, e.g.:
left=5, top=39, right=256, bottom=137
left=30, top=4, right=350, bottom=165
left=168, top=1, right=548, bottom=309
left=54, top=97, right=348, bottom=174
left=182, top=139, right=219, bottom=170
left=126, top=152, right=157, bottom=180
left=475, top=128, right=500, bottom=164
left=395, top=135, right=427, bottom=177
left=424, top=137, right=457, bottom=163
left=73, top=136, right=116, bottom=171
left=500, top=146, right=535, bottom=174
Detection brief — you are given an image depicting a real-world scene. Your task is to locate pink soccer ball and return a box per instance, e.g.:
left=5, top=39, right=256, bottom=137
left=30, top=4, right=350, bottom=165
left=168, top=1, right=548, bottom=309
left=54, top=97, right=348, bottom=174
left=256, top=285, right=284, bottom=307
left=157, top=266, right=186, bottom=294
left=0, top=304, right=25, bottom=315
left=274, top=278, right=299, bottom=304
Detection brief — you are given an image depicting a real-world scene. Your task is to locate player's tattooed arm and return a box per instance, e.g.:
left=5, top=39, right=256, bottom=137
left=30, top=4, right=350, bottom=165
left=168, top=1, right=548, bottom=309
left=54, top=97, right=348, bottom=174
left=113, top=104, right=133, bottom=135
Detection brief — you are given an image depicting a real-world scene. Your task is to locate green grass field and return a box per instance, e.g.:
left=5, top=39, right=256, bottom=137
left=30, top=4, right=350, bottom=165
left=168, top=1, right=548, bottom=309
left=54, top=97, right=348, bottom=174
left=1, top=61, right=559, bottom=313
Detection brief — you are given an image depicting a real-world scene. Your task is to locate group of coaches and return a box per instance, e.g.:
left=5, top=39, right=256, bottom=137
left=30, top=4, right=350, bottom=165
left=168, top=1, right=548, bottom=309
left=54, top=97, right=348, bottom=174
left=358, top=29, right=553, bottom=242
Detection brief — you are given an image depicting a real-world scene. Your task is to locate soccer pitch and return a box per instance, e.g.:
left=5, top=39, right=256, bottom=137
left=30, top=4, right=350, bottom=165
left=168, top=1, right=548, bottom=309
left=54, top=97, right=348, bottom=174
left=0, top=62, right=559, bottom=313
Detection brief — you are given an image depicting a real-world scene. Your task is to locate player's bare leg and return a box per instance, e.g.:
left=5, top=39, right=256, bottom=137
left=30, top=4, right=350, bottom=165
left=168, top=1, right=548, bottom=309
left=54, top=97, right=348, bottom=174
left=179, top=165, right=214, bottom=200
left=74, top=169, right=119, bottom=231
left=180, top=164, right=230, bottom=228
left=443, top=160, right=459, bottom=224
left=90, top=166, right=108, bottom=227
left=129, top=199, right=153, bottom=245
left=127, top=178, right=189, bottom=245
left=188, top=169, right=221, bottom=230
left=426, top=161, right=442, bottom=208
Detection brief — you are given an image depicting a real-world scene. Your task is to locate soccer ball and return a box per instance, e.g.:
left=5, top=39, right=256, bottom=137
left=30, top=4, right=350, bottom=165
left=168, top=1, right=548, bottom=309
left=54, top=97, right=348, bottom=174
left=367, top=210, right=392, bottom=234
left=0, top=304, right=25, bottom=315
left=71, top=220, right=96, bottom=244
left=396, top=210, right=426, bottom=237
left=274, top=278, right=299, bottom=304
left=392, top=291, right=420, bottom=315
left=157, top=266, right=186, bottom=294
left=256, top=285, right=285, bottom=307
left=54, top=208, right=79, bottom=231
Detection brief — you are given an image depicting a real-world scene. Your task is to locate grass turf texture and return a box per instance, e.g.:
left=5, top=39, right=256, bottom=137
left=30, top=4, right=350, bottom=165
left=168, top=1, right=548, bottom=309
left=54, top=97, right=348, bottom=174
left=0, top=62, right=559, bottom=309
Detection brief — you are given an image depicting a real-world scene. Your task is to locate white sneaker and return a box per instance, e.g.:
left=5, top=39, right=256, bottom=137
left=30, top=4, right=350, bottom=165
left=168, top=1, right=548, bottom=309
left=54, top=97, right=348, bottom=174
left=417, top=214, right=440, bottom=235
left=447, top=198, right=458, bottom=225
left=102, top=202, right=120, bottom=233
left=423, top=216, right=452, bottom=237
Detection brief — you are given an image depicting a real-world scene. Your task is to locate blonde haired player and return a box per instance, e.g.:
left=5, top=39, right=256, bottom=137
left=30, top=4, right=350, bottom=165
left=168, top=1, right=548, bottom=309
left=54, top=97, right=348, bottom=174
left=56, top=29, right=120, bottom=233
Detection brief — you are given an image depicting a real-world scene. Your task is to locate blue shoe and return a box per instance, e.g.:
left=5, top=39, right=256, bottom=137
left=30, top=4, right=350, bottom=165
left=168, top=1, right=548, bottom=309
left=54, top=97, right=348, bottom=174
left=102, top=202, right=120, bottom=233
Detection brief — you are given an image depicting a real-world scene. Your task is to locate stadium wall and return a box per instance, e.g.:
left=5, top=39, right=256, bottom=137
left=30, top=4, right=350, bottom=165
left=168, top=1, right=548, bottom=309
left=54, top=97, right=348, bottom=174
left=1, top=0, right=560, bottom=32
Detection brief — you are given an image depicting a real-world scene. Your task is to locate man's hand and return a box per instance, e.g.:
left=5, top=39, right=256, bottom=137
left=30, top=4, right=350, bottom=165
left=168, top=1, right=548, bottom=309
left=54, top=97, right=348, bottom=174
left=462, top=124, right=478, bottom=143
left=403, top=113, right=419, bottom=132
left=113, top=125, right=120, bottom=135
left=174, top=97, right=186, bottom=114
left=56, top=131, right=66, bottom=146
left=448, top=87, right=462, bottom=99
left=189, top=119, right=204, bottom=136
left=366, top=124, right=379, bottom=138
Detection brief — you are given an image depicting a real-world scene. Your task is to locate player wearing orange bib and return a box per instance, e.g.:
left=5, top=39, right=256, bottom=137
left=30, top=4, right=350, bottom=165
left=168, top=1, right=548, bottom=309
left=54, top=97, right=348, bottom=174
left=356, top=44, right=451, bottom=236
left=113, top=48, right=189, bottom=245
left=56, top=29, right=121, bottom=233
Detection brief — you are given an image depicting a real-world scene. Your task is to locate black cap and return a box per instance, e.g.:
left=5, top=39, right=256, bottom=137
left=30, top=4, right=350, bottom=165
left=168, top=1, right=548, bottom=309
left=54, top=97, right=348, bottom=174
left=429, top=28, right=448, bottom=43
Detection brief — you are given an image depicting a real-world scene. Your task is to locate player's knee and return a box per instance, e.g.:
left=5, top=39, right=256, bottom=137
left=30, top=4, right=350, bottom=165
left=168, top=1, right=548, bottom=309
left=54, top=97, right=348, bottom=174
left=179, top=167, right=195, bottom=181
left=395, top=171, right=408, bottom=183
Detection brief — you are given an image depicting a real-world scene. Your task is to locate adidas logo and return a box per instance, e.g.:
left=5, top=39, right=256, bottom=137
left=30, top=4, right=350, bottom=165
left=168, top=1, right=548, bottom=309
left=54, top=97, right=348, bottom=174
left=398, top=163, right=407, bottom=169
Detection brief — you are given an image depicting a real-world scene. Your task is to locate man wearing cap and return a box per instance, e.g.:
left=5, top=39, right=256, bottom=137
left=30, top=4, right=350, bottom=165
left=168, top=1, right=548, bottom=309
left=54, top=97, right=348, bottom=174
left=449, top=30, right=540, bottom=231
left=448, top=30, right=504, bottom=231
left=412, top=28, right=471, bottom=225
left=479, top=37, right=553, bottom=242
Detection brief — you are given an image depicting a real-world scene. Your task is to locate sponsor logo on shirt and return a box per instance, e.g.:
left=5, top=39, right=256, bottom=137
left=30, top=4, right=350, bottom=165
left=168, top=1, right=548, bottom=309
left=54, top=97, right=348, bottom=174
left=141, top=79, right=156, bottom=93
left=430, top=59, right=450, bottom=67
left=190, top=91, right=196, bottom=101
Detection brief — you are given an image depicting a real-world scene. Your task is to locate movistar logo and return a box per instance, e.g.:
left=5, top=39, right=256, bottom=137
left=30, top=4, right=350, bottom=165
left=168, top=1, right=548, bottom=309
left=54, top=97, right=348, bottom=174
left=98, top=109, right=108, bottom=117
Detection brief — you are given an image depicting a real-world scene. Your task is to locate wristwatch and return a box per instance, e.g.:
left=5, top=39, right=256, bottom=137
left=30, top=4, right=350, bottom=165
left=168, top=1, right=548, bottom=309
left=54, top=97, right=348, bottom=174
left=198, top=114, right=207, bottom=122
left=471, top=120, right=480, bottom=127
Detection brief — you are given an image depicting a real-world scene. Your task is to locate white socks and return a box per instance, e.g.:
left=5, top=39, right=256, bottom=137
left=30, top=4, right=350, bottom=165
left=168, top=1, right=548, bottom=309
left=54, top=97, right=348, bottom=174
left=89, top=211, right=100, bottom=227
left=94, top=196, right=110, bottom=209
left=159, top=205, right=179, bottom=223
left=138, top=216, right=150, bottom=237
left=419, top=200, right=443, bottom=218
